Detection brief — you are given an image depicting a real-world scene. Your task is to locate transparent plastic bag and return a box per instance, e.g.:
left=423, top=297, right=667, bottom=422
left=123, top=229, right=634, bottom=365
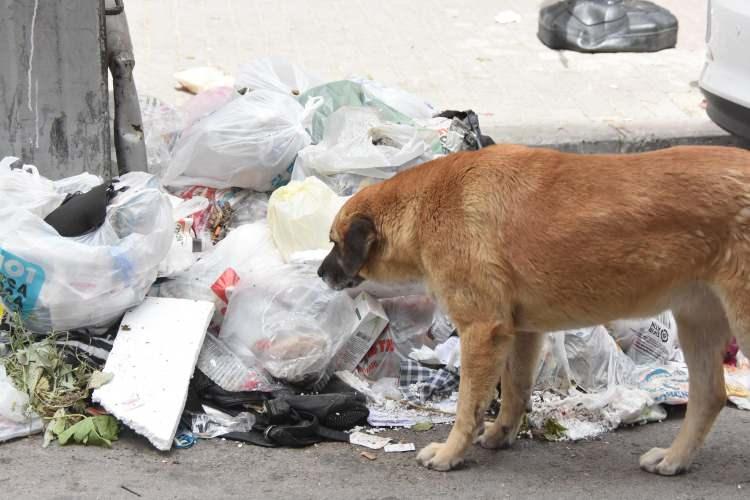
left=348, top=77, right=437, bottom=120
left=139, top=95, right=185, bottom=178
left=235, top=57, right=323, bottom=96
left=298, top=80, right=415, bottom=144
left=535, top=326, right=636, bottom=392
left=149, top=221, right=284, bottom=330
left=294, top=106, right=428, bottom=180
left=220, top=264, right=357, bottom=388
left=163, top=90, right=321, bottom=191
left=0, top=172, right=174, bottom=332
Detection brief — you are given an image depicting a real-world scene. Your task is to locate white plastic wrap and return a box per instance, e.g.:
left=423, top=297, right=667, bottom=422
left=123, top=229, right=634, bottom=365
left=163, top=90, right=321, bottom=191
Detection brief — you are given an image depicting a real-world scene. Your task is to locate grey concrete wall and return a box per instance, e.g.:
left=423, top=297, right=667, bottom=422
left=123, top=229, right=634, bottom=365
left=0, top=0, right=112, bottom=180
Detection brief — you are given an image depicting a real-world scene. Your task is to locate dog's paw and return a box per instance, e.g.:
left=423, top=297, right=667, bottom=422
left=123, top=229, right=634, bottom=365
left=639, top=447, right=689, bottom=476
left=476, top=430, right=513, bottom=450
left=417, top=442, right=464, bottom=471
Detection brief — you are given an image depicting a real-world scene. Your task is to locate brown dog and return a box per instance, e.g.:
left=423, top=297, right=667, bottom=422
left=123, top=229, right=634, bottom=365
left=318, top=144, right=750, bottom=474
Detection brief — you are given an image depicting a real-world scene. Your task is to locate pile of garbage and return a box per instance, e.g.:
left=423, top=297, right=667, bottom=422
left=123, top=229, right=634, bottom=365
left=2, top=57, right=749, bottom=454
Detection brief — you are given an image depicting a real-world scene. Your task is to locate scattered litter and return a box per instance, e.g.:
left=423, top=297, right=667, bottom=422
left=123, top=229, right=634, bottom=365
left=174, top=67, right=234, bottom=94
left=494, top=10, right=521, bottom=24
left=360, top=451, right=377, bottom=461
left=191, top=406, right=255, bottom=439
left=349, top=431, right=392, bottom=449
left=384, top=442, right=415, bottom=453
left=92, top=297, right=215, bottom=451
left=526, top=386, right=664, bottom=441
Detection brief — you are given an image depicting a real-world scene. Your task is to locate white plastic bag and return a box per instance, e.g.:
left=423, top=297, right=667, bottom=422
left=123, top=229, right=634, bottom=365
left=150, top=221, right=284, bottom=330
left=220, top=264, right=357, bottom=387
left=608, top=311, right=677, bottom=365
left=294, top=106, right=428, bottom=180
left=163, top=90, right=321, bottom=191
left=0, top=172, right=174, bottom=332
left=235, top=57, right=323, bottom=96
left=267, top=177, right=349, bottom=262
left=0, top=157, right=65, bottom=218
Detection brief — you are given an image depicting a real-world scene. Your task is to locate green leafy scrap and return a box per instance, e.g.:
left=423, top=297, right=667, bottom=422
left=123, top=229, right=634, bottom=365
left=541, top=418, right=568, bottom=441
left=411, top=422, right=434, bottom=432
left=57, top=415, right=119, bottom=447
left=1, top=312, right=116, bottom=447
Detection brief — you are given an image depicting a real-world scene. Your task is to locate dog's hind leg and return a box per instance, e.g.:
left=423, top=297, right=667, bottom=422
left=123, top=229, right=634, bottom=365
left=417, top=320, right=513, bottom=471
left=477, top=331, right=545, bottom=450
left=640, top=283, right=731, bottom=476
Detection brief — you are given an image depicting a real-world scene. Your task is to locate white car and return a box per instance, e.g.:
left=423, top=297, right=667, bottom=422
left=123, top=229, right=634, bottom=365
left=700, top=0, right=750, bottom=140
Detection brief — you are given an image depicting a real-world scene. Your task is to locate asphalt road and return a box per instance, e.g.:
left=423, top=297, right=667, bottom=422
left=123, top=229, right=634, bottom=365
left=2, top=406, right=749, bottom=499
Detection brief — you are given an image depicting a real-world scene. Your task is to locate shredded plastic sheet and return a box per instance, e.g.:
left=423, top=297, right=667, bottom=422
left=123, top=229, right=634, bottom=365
left=526, top=387, right=666, bottom=441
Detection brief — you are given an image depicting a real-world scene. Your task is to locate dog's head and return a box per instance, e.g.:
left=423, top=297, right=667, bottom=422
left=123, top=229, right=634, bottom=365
left=317, top=207, right=377, bottom=291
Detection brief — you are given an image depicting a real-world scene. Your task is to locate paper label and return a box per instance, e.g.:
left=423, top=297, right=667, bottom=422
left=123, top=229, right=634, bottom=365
left=0, top=248, right=45, bottom=317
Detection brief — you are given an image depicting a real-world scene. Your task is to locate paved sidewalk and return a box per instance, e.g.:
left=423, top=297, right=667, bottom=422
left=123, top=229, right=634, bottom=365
left=126, top=0, right=742, bottom=152
left=2, top=407, right=748, bottom=499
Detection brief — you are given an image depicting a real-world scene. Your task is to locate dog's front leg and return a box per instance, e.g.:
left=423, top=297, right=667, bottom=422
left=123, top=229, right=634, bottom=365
left=417, top=320, right=513, bottom=471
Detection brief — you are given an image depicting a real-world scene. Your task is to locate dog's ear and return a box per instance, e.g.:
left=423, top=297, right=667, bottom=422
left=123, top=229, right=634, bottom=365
left=341, top=216, right=377, bottom=276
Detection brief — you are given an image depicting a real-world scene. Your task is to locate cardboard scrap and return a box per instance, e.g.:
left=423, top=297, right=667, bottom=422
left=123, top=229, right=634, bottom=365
left=92, top=297, right=215, bottom=451
left=333, top=293, right=389, bottom=372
